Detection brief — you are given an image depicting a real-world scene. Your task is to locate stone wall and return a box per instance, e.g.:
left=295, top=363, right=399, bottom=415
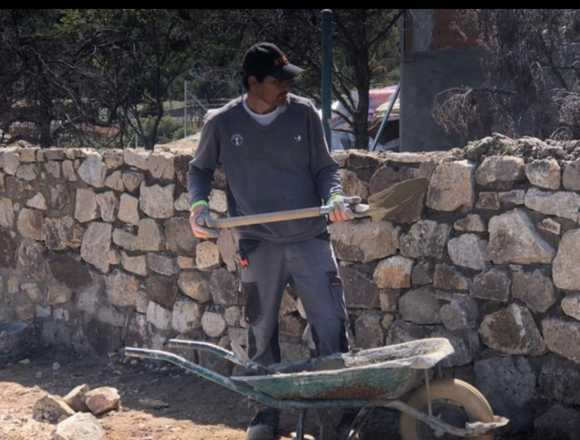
left=2, top=135, right=580, bottom=435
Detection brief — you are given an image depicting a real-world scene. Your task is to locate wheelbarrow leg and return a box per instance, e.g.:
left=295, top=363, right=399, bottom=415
left=295, top=409, right=306, bottom=440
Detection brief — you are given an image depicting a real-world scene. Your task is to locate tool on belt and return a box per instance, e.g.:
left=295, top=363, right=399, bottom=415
left=204, top=177, right=429, bottom=230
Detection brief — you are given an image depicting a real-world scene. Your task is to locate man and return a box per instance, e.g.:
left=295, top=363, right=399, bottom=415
left=187, top=41, right=352, bottom=440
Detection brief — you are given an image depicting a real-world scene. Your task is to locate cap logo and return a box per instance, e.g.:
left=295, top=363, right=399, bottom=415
left=274, top=55, right=289, bottom=67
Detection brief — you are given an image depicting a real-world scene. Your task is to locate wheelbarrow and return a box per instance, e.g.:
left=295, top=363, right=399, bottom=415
left=124, top=337, right=508, bottom=439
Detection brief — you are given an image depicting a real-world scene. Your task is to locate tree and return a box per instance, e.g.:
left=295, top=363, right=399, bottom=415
left=432, top=9, right=580, bottom=143
left=240, top=9, right=403, bottom=149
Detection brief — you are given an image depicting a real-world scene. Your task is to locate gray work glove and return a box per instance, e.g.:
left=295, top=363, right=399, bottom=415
left=326, top=193, right=355, bottom=223
left=189, top=202, right=218, bottom=239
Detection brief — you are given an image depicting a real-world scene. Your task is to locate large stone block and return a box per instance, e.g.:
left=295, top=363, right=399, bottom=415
left=525, top=158, right=561, bottom=189
left=373, top=255, right=413, bottom=288
left=542, top=317, right=580, bottom=363
left=178, top=270, right=211, bottom=303
left=534, top=404, right=580, bottom=440
left=53, top=412, right=105, bottom=440
left=17, top=207, right=44, bottom=240
left=488, top=209, right=555, bottom=264
left=440, top=295, right=478, bottom=330
left=524, top=188, right=580, bottom=221
left=427, top=159, right=475, bottom=211
left=447, top=233, right=489, bottom=270
left=562, top=158, right=580, bottom=190
left=81, top=222, right=112, bottom=273
left=539, top=355, right=580, bottom=405
left=78, top=153, right=107, bottom=188
left=209, top=268, right=239, bottom=306
left=399, top=220, right=450, bottom=260
left=470, top=268, right=511, bottom=302
left=511, top=267, right=557, bottom=313
left=165, top=217, right=197, bottom=255
left=145, top=274, right=177, bottom=310
left=172, top=297, right=202, bottom=333
left=139, top=182, right=174, bottom=219
left=553, top=229, right=580, bottom=291
left=201, top=310, right=227, bottom=338
left=105, top=269, right=139, bottom=307
left=96, top=191, right=118, bottom=223
left=433, top=264, right=470, bottom=291
left=474, top=356, right=536, bottom=433
left=475, top=155, right=525, bottom=189
left=340, top=264, right=381, bottom=309
left=479, top=303, right=546, bottom=355
left=329, top=219, right=400, bottom=263
left=0, top=197, right=14, bottom=228
left=146, top=152, right=175, bottom=180
left=74, top=188, right=98, bottom=223
left=354, top=312, right=384, bottom=349
left=399, top=286, right=441, bottom=324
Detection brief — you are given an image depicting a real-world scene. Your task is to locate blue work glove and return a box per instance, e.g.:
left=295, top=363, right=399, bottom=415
left=326, top=193, right=355, bottom=223
left=189, top=201, right=218, bottom=239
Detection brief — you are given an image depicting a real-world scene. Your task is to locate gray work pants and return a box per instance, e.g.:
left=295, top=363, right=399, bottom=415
left=240, top=236, right=350, bottom=367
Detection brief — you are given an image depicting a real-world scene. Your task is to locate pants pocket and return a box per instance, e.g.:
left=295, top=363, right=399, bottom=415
left=327, top=271, right=348, bottom=320
left=242, top=282, right=260, bottom=324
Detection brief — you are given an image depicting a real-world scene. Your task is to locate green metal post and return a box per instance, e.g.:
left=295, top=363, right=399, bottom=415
left=321, top=9, right=333, bottom=149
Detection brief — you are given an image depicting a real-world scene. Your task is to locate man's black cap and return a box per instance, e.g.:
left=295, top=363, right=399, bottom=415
left=242, top=42, right=304, bottom=80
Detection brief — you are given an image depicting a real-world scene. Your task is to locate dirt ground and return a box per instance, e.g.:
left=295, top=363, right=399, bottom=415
left=0, top=348, right=321, bottom=440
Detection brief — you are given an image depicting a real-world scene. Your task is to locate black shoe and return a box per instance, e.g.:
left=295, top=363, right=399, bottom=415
left=246, top=408, right=280, bottom=440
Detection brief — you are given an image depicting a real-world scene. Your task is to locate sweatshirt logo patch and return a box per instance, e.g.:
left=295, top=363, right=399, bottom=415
left=294, top=134, right=302, bottom=143
left=231, top=134, right=244, bottom=147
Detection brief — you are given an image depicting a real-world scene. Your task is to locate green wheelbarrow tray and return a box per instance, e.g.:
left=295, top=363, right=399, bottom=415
left=231, top=338, right=453, bottom=401
left=124, top=337, right=509, bottom=439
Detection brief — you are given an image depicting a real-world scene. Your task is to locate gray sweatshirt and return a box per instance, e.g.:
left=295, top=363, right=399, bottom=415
left=187, top=93, right=343, bottom=243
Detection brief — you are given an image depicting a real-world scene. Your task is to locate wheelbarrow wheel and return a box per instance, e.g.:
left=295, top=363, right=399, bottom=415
left=400, top=378, right=494, bottom=440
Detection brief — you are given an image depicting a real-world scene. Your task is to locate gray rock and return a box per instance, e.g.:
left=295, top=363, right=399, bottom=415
left=165, top=217, right=198, bottom=255
left=440, top=295, right=478, bottom=330
left=447, top=233, right=489, bottom=270
left=562, top=158, right=580, bottom=190
left=146, top=300, right=173, bottom=330
left=74, top=188, right=98, bottom=223
left=121, top=170, right=144, bottom=193
left=26, top=193, right=47, bottom=210
left=512, top=267, right=557, bottom=313
left=498, top=189, right=526, bottom=207
left=475, top=191, right=500, bottom=210
left=0, top=197, right=14, bottom=228
left=178, top=270, right=211, bottom=303
left=209, top=268, right=239, bottom=305
left=329, top=219, right=400, bottom=263
left=53, top=412, right=105, bottom=440
left=553, top=229, right=580, bottom=291
left=433, top=264, right=471, bottom=291
left=196, top=241, right=220, bottom=270
left=17, top=207, right=43, bottom=240
left=525, top=188, right=580, bottom=221
left=146, top=152, right=174, bottom=180
left=146, top=253, right=177, bottom=276
left=373, top=255, right=413, bottom=288
left=135, top=219, right=163, bottom=251
left=562, top=293, right=580, bottom=321
left=104, top=170, right=124, bottom=191
left=340, top=265, right=381, bottom=309
left=539, top=355, right=580, bottom=405
left=105, top=269, right=139, bottom=307
left=102, top=149, right=124, bottom=170
left=525, top=158, right=561, bottom=189
left=474, top=356, right=536, bottom=433
left=453, top=214, right=486, bottom=232
left=96, top=192, right=118, bottom=223
left=399, top=219, right=451, bottom=259
left=471, top=268, right=511, bottom=302
left=543, top=317, right=580, bottom=363
left=15, top=163, right=37, bottom=181
left=172, top=298, right=202, bottom=333
left=488, top=209, right=555, bottom=264
left=411, top=261, right=432, bottom=286
left=84, top=386, right=120, bottom=415
left=0, top=321, right=35, bottom=360
left=534, top=404, right=580, bottom=440
left=81, top=222, right=112, bottom=273
left=217, top=227, right=237, bottom=272
left=117, top=194, right=139, bottom=225
left=32, top=394, right=75, bottom=423
left=399, top=286, right=441, bottom=324
left=354, top=312, right=384, bottom=349
left=123, top=148, right=150, bottom=170
left=201, top=310, right=227, bottom=338
left=338, top=168, right=369, bottom=200
left=209, top=189, right=228, bottom=214
left=479, top=303, right=546, bottom=355
left=139, top=182, right=174, bottom=219
left=63, top=384, right=90, bottom=412
left=426, top=159, right=475, bottom=211
left=121, top=252, right=147, bottom=276
left=145, top=274, right=178, bottom=310
left=78, top=154, right=107, bottom=188
left=475, top=155, right=525, bottom=189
